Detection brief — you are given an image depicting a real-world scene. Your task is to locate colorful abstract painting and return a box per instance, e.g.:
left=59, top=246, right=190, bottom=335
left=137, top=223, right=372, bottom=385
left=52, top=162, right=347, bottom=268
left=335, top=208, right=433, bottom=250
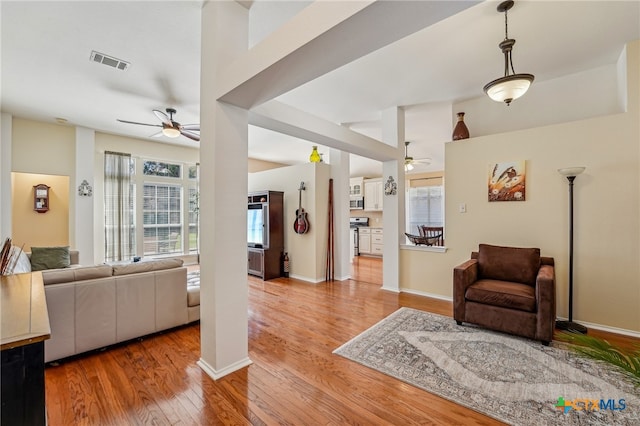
left=488, top=161, right=526, bottom=202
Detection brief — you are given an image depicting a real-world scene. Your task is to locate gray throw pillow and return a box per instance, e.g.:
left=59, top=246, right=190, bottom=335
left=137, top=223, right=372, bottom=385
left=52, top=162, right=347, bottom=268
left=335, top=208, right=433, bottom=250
left=30, top=246, right=71, bottom=271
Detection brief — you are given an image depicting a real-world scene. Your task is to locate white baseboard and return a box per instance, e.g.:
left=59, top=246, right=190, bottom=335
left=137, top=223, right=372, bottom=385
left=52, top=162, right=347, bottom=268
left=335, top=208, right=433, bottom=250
left=197, top=357, right=253, bottom=380
left=288, top=274, right=351, bottom=284
left=399, top=288, right=640, bottom=338
left=400, top=287, right=453, bottom=302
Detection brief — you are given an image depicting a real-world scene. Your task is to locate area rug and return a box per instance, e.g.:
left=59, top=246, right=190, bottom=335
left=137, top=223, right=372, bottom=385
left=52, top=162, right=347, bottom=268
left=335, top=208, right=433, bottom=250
left=334, top=308, right=639, bottom=425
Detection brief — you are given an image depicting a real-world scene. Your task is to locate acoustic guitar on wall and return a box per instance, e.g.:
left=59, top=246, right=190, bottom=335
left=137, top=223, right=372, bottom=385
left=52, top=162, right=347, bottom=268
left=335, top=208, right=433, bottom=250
left=294, top=181, right=309, bottom=234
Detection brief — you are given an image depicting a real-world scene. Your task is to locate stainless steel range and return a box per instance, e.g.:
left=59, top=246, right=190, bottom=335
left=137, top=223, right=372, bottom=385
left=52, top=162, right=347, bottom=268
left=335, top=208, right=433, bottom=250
left=349, top=217, right=369, bottom=256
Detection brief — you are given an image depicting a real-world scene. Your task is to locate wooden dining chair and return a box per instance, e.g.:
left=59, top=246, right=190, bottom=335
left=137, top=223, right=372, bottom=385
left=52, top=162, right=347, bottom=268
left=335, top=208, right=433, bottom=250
left=419, top=226, right=444, bottom=246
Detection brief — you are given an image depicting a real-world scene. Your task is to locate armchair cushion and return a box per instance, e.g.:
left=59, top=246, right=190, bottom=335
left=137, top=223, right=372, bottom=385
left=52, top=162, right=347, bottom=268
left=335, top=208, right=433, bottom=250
left=477, top=244, right=540, bottom=286
left=465, top=279, right=536, bottom=313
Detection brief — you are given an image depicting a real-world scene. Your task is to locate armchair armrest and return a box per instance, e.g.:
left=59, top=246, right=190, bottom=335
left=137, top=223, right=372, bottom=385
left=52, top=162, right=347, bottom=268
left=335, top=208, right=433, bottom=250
left=535, top=264, right=556, bottom=342
left=453, top=258, right=478, bottom=321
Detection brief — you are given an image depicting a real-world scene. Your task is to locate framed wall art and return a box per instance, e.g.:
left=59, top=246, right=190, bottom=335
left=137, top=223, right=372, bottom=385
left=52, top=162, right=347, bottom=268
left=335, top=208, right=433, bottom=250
left=488, top=160, right=526, bottom=202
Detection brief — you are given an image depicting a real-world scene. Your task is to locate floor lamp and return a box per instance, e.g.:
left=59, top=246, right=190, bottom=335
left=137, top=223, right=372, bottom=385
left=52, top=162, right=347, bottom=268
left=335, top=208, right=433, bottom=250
left=556, top=167, right=588, bottom=334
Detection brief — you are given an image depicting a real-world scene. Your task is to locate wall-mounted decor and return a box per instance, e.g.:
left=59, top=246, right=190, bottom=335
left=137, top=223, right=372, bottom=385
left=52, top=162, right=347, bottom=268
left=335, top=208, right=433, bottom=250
left=78, top=180, right=93, bottom=197
left=488, top=160, right=526, bottom=202
left=384, top=176, right=397, bottom=196
left=33, top=184, right=50, bottom=213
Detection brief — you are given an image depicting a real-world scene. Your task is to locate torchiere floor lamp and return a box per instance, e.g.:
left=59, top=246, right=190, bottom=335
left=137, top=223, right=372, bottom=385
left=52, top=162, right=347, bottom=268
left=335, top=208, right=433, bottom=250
left=556, top=167, right=588, bottom=334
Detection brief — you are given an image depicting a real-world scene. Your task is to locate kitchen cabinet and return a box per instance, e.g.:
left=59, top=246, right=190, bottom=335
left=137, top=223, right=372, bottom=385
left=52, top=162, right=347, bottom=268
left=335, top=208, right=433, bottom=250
left=349, top=177, right=364, bottom=197
left=358, top=227, right=383, bottom=256
left=358, top=228, right=371, bottom=254
left=371, top=228, right=383, bottom=255
left=364, top=178, right=383, bottom=211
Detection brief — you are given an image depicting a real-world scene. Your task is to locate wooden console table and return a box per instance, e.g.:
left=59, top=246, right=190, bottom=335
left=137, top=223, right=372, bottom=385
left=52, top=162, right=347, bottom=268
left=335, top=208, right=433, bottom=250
left=1, top=272, right=50, bottom=426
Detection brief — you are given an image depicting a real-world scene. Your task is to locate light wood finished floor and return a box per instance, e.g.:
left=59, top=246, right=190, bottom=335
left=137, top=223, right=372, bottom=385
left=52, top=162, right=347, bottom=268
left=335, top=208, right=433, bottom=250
left=45, top=256, right=638, bottom=425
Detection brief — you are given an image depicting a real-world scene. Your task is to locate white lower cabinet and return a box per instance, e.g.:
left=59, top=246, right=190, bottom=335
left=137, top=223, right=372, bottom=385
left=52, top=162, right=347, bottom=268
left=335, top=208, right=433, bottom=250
left=359, top=227, right=382, bottom=256
left=371, top=228, right=383, bottom=255
left=358, top=228, right=371, bottom=254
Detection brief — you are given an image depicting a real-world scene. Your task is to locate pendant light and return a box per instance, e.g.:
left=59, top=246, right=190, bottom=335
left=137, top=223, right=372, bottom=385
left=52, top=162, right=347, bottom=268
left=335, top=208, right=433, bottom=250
left=483, top=0, right=534, bottom=105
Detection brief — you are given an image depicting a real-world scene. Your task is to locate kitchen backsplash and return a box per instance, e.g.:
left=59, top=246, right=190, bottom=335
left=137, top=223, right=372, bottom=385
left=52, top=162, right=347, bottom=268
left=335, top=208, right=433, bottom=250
left=350, top=210, right=382, bottom=226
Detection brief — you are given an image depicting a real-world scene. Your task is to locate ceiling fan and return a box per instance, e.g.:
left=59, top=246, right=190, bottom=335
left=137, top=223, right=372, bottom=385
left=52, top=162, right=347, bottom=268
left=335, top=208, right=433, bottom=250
left=117, top=108, right=200, bottom=141
left=404, top=141, right=431, bottom=172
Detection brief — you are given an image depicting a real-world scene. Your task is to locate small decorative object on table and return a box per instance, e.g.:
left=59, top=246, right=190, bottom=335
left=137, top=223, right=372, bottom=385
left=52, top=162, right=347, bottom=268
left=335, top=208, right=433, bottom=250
left=452, top=112, right=469, bottom=140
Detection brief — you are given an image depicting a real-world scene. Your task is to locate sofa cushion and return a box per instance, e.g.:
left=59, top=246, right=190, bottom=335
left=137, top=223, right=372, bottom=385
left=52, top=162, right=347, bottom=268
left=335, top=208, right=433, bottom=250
left=466, top=279, right=536, bottom=312
left=187, top=285, right=200, bottom=307
left=43, top=264, right=112, bottom=285
left=30, top=246, right=71, bottom=271
left=477, top=244, right=540, bottom=286
left=111, top=258, right=184, bottom=276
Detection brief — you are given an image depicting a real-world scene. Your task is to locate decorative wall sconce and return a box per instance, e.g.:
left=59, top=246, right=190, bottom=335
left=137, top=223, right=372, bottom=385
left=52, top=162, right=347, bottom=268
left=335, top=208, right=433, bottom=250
left=78, top=180, right=93, bottom=197
left=384, top=176, right=397, bottom=196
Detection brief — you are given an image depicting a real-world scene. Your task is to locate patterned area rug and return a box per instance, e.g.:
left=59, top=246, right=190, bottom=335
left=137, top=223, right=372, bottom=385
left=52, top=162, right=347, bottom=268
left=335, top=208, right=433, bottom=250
left=334, top=308, right=639, bottom=425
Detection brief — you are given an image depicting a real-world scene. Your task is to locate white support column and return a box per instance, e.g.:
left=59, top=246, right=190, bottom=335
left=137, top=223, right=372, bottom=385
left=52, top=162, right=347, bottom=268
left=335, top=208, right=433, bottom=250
left=0, top=113, right=12, bottom=239
left=74, top=127, right=95, bottom=265
left=381, top=107, right=405, bottom=293
left=197, top=0, right=251, bottom=380
left=329, top=148, right=350, bottom=280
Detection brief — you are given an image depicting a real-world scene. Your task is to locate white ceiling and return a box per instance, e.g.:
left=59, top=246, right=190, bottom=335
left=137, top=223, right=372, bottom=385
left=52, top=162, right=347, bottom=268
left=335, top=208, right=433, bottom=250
left=2, top=1, right=639, bottom=177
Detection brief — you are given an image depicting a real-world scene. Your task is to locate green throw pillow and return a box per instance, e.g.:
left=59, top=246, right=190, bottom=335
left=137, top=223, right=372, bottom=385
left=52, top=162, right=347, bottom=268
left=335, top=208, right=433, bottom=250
left=30, top=246, right=71, bottom=271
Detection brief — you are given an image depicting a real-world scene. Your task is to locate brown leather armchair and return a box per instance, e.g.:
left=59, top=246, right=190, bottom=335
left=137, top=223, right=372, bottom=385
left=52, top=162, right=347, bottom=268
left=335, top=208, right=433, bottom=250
left=453, top=244, right=556, bottom=345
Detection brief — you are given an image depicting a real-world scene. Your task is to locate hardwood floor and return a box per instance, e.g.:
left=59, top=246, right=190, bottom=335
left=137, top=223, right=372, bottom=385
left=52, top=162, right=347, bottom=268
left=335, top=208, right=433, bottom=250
left=45, top=257, right=637, bottom=425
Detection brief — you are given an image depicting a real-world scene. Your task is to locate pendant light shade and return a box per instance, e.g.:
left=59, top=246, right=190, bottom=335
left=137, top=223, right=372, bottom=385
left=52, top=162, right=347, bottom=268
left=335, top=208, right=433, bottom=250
left=484, top=1, right=534, bottom=105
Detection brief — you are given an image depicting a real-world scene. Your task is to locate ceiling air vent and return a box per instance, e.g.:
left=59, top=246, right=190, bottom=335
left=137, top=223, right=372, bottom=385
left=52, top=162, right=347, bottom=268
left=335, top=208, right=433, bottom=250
left=90, top=50, right=130, bottom=71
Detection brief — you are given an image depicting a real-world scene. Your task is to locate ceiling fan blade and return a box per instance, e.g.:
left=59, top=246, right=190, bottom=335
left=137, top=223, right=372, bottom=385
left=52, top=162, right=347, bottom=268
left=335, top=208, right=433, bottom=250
left=153, top=109, right=172, bottom=125
left=180, top=130, right=200, bottom=141
left=150, top=131, right=164, bottom=138
left=117, top=119, right=162, bottom=128
left=180, top=124, right=200, bottom=131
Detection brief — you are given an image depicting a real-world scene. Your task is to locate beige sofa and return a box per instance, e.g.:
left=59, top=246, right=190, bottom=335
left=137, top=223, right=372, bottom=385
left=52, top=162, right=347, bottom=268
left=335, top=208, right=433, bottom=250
left=42, top=258, right=196, bottom=363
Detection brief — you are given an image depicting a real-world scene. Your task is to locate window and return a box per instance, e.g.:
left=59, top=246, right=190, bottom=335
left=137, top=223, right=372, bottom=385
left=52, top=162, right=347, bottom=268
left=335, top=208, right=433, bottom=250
left=188, top=187, right=199, bottom=252
left=143, top=184, right=182, bottom=255
left=406, top=183, right=444, bottom=245
left=143, top=160, right=181, bottom=178
left=104, top=152, right=136, bottom=262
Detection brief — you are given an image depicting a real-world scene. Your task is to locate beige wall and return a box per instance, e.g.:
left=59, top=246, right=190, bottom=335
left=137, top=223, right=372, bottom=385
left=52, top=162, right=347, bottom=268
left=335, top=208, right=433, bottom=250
left=11, top=118, right=75, bottom=175
left=401, top=41, right=640, bottom=334
left=11, top=172, right=69, bottom=250
left=248, top=157, right=287, bottom=173
left=248, top=162, right=331, bottom=282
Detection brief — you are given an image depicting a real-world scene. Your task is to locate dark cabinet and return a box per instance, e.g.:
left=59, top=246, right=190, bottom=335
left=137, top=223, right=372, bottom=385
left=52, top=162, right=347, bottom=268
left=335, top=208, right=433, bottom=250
left=247, top=191, right=284, bottom=280
left=1, top=272, right=50, bottom=426
left=1, top=343, right=46, bottom=426
left=247, top=248, right=264, bottom=277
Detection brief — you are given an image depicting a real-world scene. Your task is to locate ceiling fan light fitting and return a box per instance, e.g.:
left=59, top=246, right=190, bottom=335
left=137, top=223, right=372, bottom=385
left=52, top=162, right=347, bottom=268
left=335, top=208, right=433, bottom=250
left=405, top=163, right=414, bottom=172
left=162, top=127, right=180, bottom=138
